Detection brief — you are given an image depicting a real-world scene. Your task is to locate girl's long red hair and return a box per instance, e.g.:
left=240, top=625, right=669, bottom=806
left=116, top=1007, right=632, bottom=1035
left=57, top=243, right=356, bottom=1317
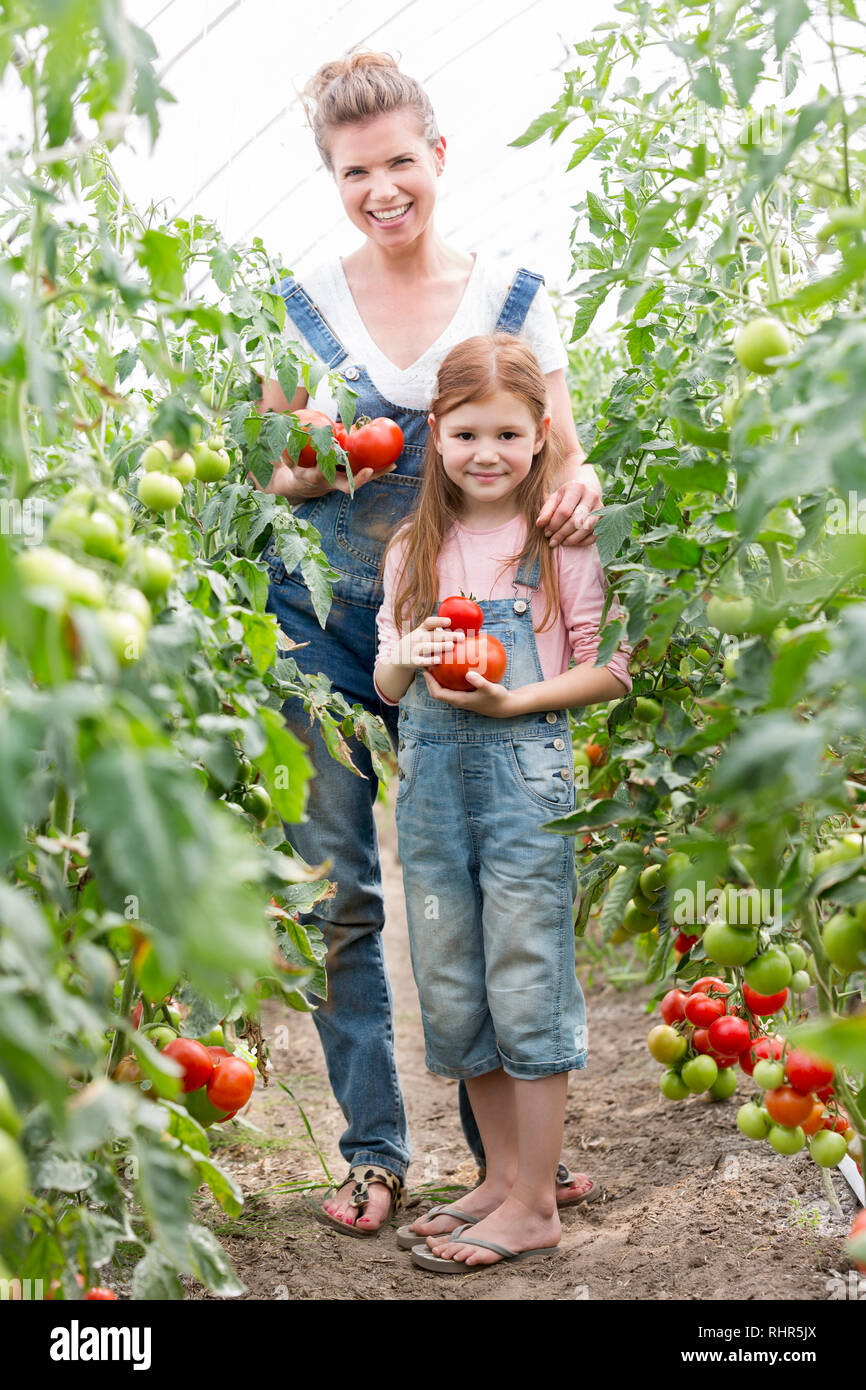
left=387, top=332, right=566, bottom=634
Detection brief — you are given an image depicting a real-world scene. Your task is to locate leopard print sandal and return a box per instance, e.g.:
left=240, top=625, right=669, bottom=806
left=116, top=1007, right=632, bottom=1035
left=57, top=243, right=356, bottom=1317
left=313, top=1164, right=405, bottom=1239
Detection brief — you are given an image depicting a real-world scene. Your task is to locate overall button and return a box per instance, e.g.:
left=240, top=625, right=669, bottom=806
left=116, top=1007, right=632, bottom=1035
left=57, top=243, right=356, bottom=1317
left=553, top=737, right=565, bottom=751
left=513, top=598, right=528, bottom=614
left=559, top=768, right=572, bottom=781
left=545, top=712, right=558, bottom=725
left=398, top=739, right=405, bottom=751
left=400, top=711, right=407, bottom=721
left=343, top=365, right=359, bottom=380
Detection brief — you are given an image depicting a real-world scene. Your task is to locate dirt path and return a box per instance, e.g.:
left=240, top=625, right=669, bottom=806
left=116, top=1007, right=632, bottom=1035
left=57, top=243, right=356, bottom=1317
left=195, top=795, right=860, bottom=1301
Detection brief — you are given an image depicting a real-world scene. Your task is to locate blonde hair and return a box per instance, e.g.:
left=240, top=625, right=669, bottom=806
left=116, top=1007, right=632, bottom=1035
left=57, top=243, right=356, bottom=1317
left=388, top=333, right=565, bottom=635
left=302, top=50, right=440, bottom=171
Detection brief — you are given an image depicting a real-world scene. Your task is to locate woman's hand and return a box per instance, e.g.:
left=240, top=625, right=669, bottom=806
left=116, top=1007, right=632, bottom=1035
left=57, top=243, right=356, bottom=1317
left=423, top=667, right=517, bottom=717
left=536, top=471, right=603, bottom=549
left=258, top=454, right=396, bottom=501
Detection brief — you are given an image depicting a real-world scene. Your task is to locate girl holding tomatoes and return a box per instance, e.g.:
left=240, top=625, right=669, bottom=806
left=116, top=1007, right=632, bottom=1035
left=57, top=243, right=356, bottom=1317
left=374, top=333, right=631, bottom=1270
left=260, top=51, right=606, bottom=1236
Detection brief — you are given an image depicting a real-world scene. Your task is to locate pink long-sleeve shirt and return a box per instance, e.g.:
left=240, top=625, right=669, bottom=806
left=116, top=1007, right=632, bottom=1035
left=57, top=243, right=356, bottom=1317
left=374, top=514, right=633, bottom=705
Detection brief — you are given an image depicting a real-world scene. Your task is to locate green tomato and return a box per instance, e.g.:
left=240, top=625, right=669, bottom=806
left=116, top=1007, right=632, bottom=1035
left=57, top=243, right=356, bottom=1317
left=140, top=1023, right=178, bottom=1051
left=99, top=609, right=147, bottom=665
left=184, top=1084, right=233, bottom=1129
left=81, top=509, right=124, bottom=562
left=193, top=442, right=230, bottom=482
left=822, top=912, right=866, bottom=974
left=789, top=969, right=811, bottom=993
left=702, top=920, right=759, bottom=967
left=753, top=1059, right=785, bottom=1090
left=665, top=851, right=690, bottom=881
left=783, top=941, right=808, bottom=972
left=640, top=863, right=664, bottom=901
left=812, top=834, right=864, bottom=876
left=706, top=595, right=754, bottom=635
left=855, top=899, right=866, bottom=929
left=241, top=785, right=272, bottom=822
left=744, top=947, right=793, bottom=995
left=681, top=1055, right=719, bottom=1094
left=634, top=697, right=662, bottom=724
left=17, top=546, right=106, bottom=608
left=129, top=544, right=173, bottom=600
left=573, top=749, right=592, bottom=772
left=659, top=1069, right=690, bottom=1101
left=737, top=1102, right=772, bottom=1140
left=138, top=471, right=183, bottom=512
left=733, top=316, right=793, bottom=374
left=623, top=899, right=657, bottom=936
left=0, top=1077, right=21, bottom=1138
left=112, top=585, right=152, bottom=631
left=169, top=451, right=196, bottom=484
left=721, top=393, right=739, bottom=428
left=708, top=1067, right=738, bottom=1101
left=809, top=1130, right=847, bottom=1167
left=0, top=1130, right=28, bottom=1228
left=196, top=1026, right=226, bottom=1049
left=768, top=1123, right=805, bottom=1155
left=141, top=440, right=174, bottom=471
left=647, top=1025, right=687, bottom=1065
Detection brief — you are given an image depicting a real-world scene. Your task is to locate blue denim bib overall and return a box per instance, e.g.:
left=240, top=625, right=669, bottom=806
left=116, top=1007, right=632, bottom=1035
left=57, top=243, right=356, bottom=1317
left=264, top=268, right=544, bottom=1181
left=394, top=558, right=587, bottom=1082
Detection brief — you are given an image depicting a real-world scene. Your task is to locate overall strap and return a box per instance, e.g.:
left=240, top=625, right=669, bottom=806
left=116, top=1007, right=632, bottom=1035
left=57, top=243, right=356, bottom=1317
left=514, top=553, right=542, bottom=591
left=279, top=275, right=349, bottom=370
left=494, top=267, right=544, bottom=334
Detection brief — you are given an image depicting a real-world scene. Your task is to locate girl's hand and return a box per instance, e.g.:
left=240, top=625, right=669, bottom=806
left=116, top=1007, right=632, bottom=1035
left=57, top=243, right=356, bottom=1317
left=395, top=615, right=456, bottom=669
left=536, top=472, right=602, bottom=548
left=423, top=667, right=517, bottom=717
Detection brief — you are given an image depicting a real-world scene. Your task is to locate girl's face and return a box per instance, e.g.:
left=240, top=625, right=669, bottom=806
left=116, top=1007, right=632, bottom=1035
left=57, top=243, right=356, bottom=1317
left=328, top=110, right=444, bottom=249
left=430, top=390, right=549, bottom=519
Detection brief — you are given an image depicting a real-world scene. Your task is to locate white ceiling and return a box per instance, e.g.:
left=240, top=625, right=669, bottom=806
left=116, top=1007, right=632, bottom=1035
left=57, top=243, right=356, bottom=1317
left=117, top=0, right=621, bottom=296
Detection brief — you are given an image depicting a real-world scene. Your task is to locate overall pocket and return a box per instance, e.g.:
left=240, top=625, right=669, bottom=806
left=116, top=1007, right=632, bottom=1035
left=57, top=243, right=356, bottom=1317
left=395, top=733, right=422, bottom=804
left=334, top=468, right=422, bottom=574
left=507, top=736, right=576, bottom=814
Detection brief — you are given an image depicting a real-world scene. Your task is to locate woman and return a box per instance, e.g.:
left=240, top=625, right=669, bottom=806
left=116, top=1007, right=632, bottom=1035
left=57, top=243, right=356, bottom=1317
left=259, top=51, right=604, bottom=1239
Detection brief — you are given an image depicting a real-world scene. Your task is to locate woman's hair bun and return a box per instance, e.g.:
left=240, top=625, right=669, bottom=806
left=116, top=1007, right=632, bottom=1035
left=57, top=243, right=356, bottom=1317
left=302, top=49, right=439, bottom=170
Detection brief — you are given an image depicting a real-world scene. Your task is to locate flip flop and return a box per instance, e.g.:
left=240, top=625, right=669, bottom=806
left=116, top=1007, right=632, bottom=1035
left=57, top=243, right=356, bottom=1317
left=556, top=1169, right=602, bottom=1208
left=410, top=1224, right=559, bottom=1274
left=395, top=1205, right=480, bottom=1251
left=312, top=1164, right=404, bottom=1240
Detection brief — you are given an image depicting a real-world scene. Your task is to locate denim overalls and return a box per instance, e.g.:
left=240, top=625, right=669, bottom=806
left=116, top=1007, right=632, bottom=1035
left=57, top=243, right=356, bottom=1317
left=394, top=557, right=587, bottom=1081
left=264, top=268, right=545, bottom=1182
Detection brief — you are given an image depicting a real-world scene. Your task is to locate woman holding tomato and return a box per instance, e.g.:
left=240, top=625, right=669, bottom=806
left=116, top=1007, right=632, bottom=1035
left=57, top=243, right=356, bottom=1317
left=259, top=51, right=604, bottom=1237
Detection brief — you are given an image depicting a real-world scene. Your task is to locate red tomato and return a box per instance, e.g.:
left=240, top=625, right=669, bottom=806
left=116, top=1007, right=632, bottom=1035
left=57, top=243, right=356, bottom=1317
left=743, top=983, right=788, bottom=1016
left=740, top=1034, right=785, bottom=1077
left=586, top=741, right=605, bottom=766
left=660, top=989, right=688, bottom=1025
left=674, top=931, right=699, bottom=952
left=685, top=993, right=726, bottom=1027
left=764, top=1085, right=815, bottom=1127
left=162, top=1037, right=214, bottom=1093
left=784, top=1047, right=834, bottom=1095
left=437, top=595, right=484, bottom=634
left=286, top=409, right=335, bottom=468
left=344, top=417, right=404, bottom=473
left=85, top=1288, right=117, bottom=1300
left=689, top=976, right=728, bottom=998
left=815, top=1082, right=835, bottom=1102
left=822, top=1109, right=849, bottom=1134
left=692, top=1029, right=736, bottom=1067
left=708, top=1014, right=751, bottom=1056
left=206, top=1045, right=234, bottom=1061
left=801, top=1100, right=827, bottom=1136
left=429, top=633, right=507, bottom=691
left=206, top=1054, right=255, bottom=1113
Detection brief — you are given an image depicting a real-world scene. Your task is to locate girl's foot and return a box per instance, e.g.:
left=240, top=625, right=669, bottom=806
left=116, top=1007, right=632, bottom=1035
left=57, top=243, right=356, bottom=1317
left=321, top=1179, right=394, bottom=1233
left=557, top=1172, right=598, bottom=1206
left=427, top=1194, right=561, bottom=1267
left=407, top=1178, right=511, bottom=1239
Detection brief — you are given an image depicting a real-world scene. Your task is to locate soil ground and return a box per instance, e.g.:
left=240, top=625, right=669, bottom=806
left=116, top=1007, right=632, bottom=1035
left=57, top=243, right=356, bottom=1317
left=191, top=796, right=861, bottom=1302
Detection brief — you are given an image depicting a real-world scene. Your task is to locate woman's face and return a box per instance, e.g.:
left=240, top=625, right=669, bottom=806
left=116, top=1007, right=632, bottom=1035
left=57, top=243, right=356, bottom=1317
left=328, top=110, right=444, bottom=249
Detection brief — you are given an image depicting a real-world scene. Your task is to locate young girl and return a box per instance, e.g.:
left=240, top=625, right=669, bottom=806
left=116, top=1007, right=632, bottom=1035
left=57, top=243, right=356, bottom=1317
left=374, top=333, right=632, bottom=1272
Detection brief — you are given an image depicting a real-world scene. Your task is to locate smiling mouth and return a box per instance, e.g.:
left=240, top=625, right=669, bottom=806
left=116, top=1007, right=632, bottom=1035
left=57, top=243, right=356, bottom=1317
left=367, top=202, right=413, bottom=223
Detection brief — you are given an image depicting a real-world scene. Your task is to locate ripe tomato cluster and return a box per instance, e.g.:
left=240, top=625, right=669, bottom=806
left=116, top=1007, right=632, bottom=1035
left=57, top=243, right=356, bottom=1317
left=428, top=594, right=507, bottom=692
left=286, top=409, right=404, bottom=474
left=112, top=1028, right=256, bottom=1127
left=736, top=1045, right=856, bottom=1167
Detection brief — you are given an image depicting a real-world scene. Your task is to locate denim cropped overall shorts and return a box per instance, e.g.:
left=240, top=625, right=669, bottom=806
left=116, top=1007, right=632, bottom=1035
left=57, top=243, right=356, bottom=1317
left=264, top=268, right=548, bottom=1180
left=395, top=558, right=587, bottom=1082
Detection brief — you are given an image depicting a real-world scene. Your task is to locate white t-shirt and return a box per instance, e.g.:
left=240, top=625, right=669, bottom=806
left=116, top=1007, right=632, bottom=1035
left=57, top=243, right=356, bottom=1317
left=288, top=255, right=568, bottom=418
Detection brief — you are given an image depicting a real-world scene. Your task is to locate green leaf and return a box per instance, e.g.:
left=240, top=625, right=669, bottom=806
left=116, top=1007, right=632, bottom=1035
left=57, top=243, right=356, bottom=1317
left=600, top=865, right=640, bottom=942
left=257, top=706, right=313, bottom=825
left=593, top=500, right=645, bottom=566
left=567, top=128, right=606, bottom=170
left=772, top=0, right=810, bottom=59
left=299, top=551, right=334, bottom=629
left=692, top=66, right=724, bottom=109
left=571, top=288, right=609, bottom=341
left=644, top=535, right=702, bottom=570
left=186, top=1222, right=246, bottom=1297
left=722, top=41, right=764, bottom=107
left=137, top=229, right=185, bottom=299
left=788, top=1017, right=866, bottom=1075
left=131, top=1246, right=183, bottom=1301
